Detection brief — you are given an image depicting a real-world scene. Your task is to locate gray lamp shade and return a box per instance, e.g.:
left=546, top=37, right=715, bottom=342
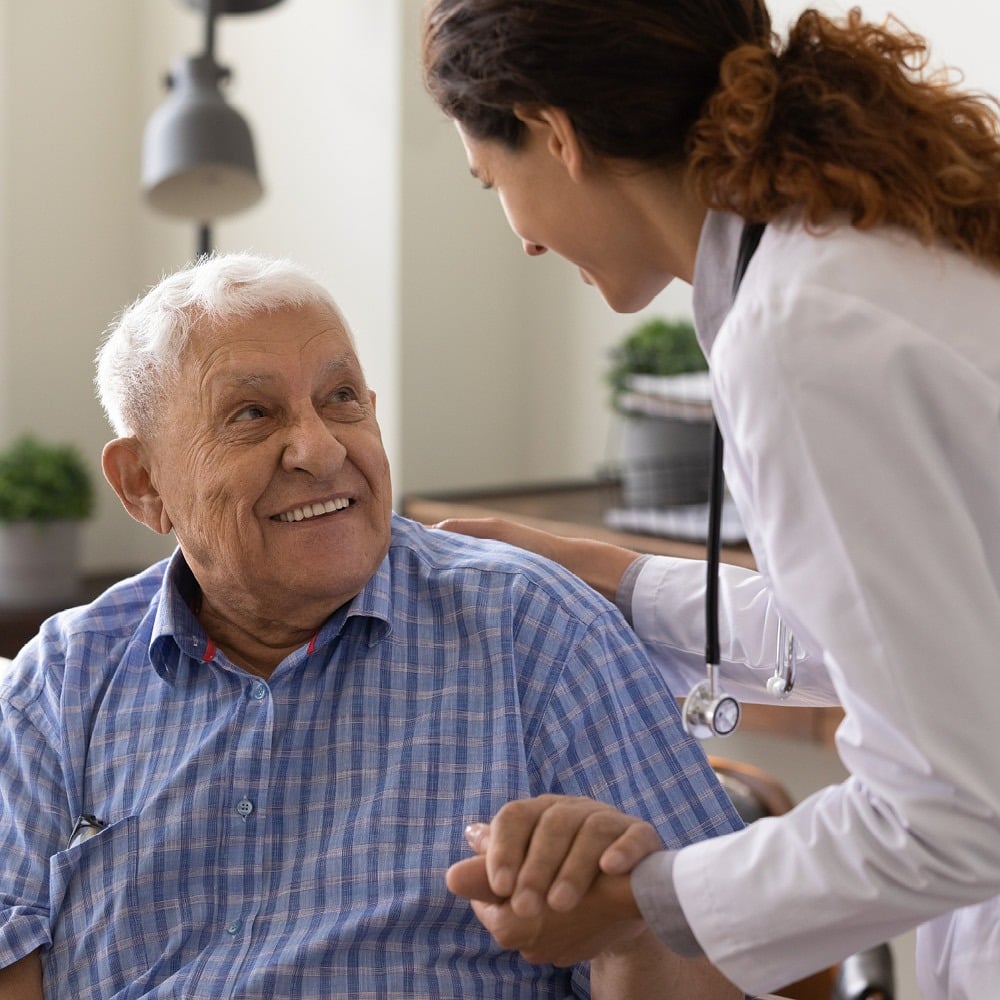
left=142, top=54, right=263, bottom=220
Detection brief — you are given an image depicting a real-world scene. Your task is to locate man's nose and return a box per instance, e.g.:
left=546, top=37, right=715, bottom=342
left=522, top=240, right=548, bottom=257
left=281, top=409, right=346, bottom=476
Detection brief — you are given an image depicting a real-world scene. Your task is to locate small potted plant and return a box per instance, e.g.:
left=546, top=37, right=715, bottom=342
left=606, top=317, right=713, bottom=507
left=0, top=435, right=95, bottom=609
left=607, top=317, right=708, bottom=406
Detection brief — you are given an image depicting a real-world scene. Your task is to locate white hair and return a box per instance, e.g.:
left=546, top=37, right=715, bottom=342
left=95, top=252, right=352, bottom=437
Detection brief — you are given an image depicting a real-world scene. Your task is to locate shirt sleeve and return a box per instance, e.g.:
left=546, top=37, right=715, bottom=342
left=0, top=648, right=67, bottom=966
left=670, top=264, right=1000, bottom=994
left=522, top=602, right=744, bottom=852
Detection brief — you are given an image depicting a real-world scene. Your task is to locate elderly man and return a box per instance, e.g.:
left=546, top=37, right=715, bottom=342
left=0, top=253, right=742, bottom=998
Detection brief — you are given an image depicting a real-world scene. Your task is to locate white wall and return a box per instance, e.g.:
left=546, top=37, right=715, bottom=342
left=0, top=1, right=149, bottom=570
left=0, top=1, right=998, bottom=574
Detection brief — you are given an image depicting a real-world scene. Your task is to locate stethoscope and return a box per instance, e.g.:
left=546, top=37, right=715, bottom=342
left=682, top=222, right=797, bottom=740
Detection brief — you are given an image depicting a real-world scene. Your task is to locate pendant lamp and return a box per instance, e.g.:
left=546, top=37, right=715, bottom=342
left=141, top=0, right=285, bottom=252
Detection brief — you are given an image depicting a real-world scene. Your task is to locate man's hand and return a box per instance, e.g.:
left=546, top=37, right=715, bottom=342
left=448, top=798, right=743, bottom=998
left=447, top=851, right=647, bottom=966
left=454, top=795, right=662, bottom=917
left=446, top=795, right=663, bottom=964
left=0, top=951, right=43, bottom=1000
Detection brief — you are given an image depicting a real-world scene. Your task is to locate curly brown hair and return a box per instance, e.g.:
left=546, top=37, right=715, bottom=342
left=423, top=0, right=1000, bottom=268
left=690, top=8, right=1000, bottom=267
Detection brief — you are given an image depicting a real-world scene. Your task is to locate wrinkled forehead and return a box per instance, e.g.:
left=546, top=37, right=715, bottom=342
left=179, top=300, right=360, bottom=376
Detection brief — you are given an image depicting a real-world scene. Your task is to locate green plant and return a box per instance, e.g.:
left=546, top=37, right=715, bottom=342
left=606, top=317, right=707, bottom=411
left=0, top=435, right=94, bottom=522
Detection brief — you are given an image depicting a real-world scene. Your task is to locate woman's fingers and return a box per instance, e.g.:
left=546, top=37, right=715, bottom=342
left=468, top=872, right=647, bottom=968
left=433, top=517, right=639, bottom=602
left=433, top=517, right=561, bottom=561
left=599, top=820, right=664, bottom=876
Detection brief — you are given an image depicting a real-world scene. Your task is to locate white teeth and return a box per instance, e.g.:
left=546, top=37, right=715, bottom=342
left=276, top=497, right=350, bottom=523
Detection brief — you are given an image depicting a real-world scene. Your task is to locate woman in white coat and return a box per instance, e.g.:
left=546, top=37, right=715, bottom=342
left=422, top=1, right=1000, bottom=996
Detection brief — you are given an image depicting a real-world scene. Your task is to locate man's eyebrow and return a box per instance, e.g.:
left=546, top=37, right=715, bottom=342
left=320, top=355, right=361, bottom=373
left=227, top=372, right=277, bottom=390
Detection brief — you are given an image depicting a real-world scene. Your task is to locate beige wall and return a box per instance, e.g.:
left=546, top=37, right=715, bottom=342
left=0, top=0, right=996, bottom=574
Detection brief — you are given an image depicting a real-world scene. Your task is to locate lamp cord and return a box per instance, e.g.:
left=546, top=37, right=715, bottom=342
left=204, top=0, right=218, bottom=59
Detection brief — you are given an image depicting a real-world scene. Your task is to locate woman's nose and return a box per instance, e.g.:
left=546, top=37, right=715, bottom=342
left=522, top=240, right=548, bottom=257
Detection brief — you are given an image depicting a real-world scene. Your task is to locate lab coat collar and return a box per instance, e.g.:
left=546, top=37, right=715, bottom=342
left=692, top=210, right=748, bottom=357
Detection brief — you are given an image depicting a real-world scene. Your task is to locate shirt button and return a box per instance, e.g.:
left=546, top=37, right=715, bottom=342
left=226, top=919, right=243, bottom=936
left=251, top=682, right=267, bottom=701
left=236, top=797, right=254, bottom=821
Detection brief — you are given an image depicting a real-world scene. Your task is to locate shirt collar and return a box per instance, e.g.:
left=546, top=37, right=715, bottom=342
left=148, top=545, right=394, bottom=682
left=692, top=210, right=747, bottom=356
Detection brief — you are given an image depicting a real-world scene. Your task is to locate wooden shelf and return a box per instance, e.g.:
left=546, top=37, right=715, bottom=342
left=403, top=481, right=842, bottom=744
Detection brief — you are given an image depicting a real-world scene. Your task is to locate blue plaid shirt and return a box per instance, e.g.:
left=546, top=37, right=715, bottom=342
left=0, top=514, right=740, bottom=998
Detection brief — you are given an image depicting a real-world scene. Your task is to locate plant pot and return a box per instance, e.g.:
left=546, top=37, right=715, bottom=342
left=619, top=412, right=713, bottom=507
left=0, top=520, right=82, bottom=610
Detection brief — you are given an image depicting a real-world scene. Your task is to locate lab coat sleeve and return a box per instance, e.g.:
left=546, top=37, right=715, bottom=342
left=629, top=555, right=839, bottom=706
left=668, top=249, right=1000, bottom=994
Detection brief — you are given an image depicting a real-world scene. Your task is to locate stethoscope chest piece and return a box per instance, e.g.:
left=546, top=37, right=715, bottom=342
left=683, top=674, right=741, bottom=739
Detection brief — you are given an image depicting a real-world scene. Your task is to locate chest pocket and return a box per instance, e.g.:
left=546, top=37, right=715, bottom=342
left=48, top=815, right=147, bottom=996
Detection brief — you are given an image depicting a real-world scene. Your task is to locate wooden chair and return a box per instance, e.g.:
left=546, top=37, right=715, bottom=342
left=708, top=757, right=895, bottom=1000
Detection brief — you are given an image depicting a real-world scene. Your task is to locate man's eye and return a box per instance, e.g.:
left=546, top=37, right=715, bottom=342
left=330, top=387, right=361, bottom=404
left=233, top=404, right=267, bottom=422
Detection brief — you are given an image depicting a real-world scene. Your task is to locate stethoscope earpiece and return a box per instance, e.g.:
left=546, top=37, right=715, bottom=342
left=766, top=673, right=790, bottom=699
left=768, top=618, right=797, bottom=700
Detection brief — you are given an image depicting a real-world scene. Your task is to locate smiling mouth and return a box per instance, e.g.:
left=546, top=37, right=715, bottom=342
left=273, top=497, right=353, bottom=523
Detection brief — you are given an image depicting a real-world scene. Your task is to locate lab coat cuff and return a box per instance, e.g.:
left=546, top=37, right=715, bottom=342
left=615, top=554, right=652, bottom=626
left=631, top=850, right=704, bottom=957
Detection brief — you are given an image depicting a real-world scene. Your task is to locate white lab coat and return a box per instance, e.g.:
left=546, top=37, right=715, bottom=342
left=630, top=211, right=1000, bottom=998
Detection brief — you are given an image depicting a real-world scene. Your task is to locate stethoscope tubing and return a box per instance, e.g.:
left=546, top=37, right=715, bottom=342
left=686, top=220, right=777, bottom=739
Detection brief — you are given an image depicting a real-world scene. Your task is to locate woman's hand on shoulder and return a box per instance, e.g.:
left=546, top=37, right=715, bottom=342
left=433, top=517, right=567, bottom=561
left=433, top=518, right=640, bottom=602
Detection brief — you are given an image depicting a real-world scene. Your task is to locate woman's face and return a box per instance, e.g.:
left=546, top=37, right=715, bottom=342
left=456, top=117, right=695, bottom=312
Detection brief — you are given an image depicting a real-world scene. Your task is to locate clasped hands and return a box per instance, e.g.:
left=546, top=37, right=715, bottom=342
left=445, top=794, right=663, bottom=967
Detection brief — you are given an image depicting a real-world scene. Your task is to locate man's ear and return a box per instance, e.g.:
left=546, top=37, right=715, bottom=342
left=102, top=438, right=173, bottom=535
left=513, top=105, right=586, bottom=181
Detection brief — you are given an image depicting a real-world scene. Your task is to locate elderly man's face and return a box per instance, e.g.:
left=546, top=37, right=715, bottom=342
left=144, top=301, right=392, bottom=629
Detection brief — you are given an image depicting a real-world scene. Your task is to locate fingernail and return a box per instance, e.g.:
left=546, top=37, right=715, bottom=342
left=548, top=880, right=578, bottom=911
left=601, top=848, right=624, bottom=873
left=464, top=824, right=488, bottom=850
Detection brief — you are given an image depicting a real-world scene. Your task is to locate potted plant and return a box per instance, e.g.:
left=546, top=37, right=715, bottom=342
left=0, top=435, right=95, bottom=609
left=607, top=317, right=708, bottom=403
left=606, top=317, right=713, bottom=507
